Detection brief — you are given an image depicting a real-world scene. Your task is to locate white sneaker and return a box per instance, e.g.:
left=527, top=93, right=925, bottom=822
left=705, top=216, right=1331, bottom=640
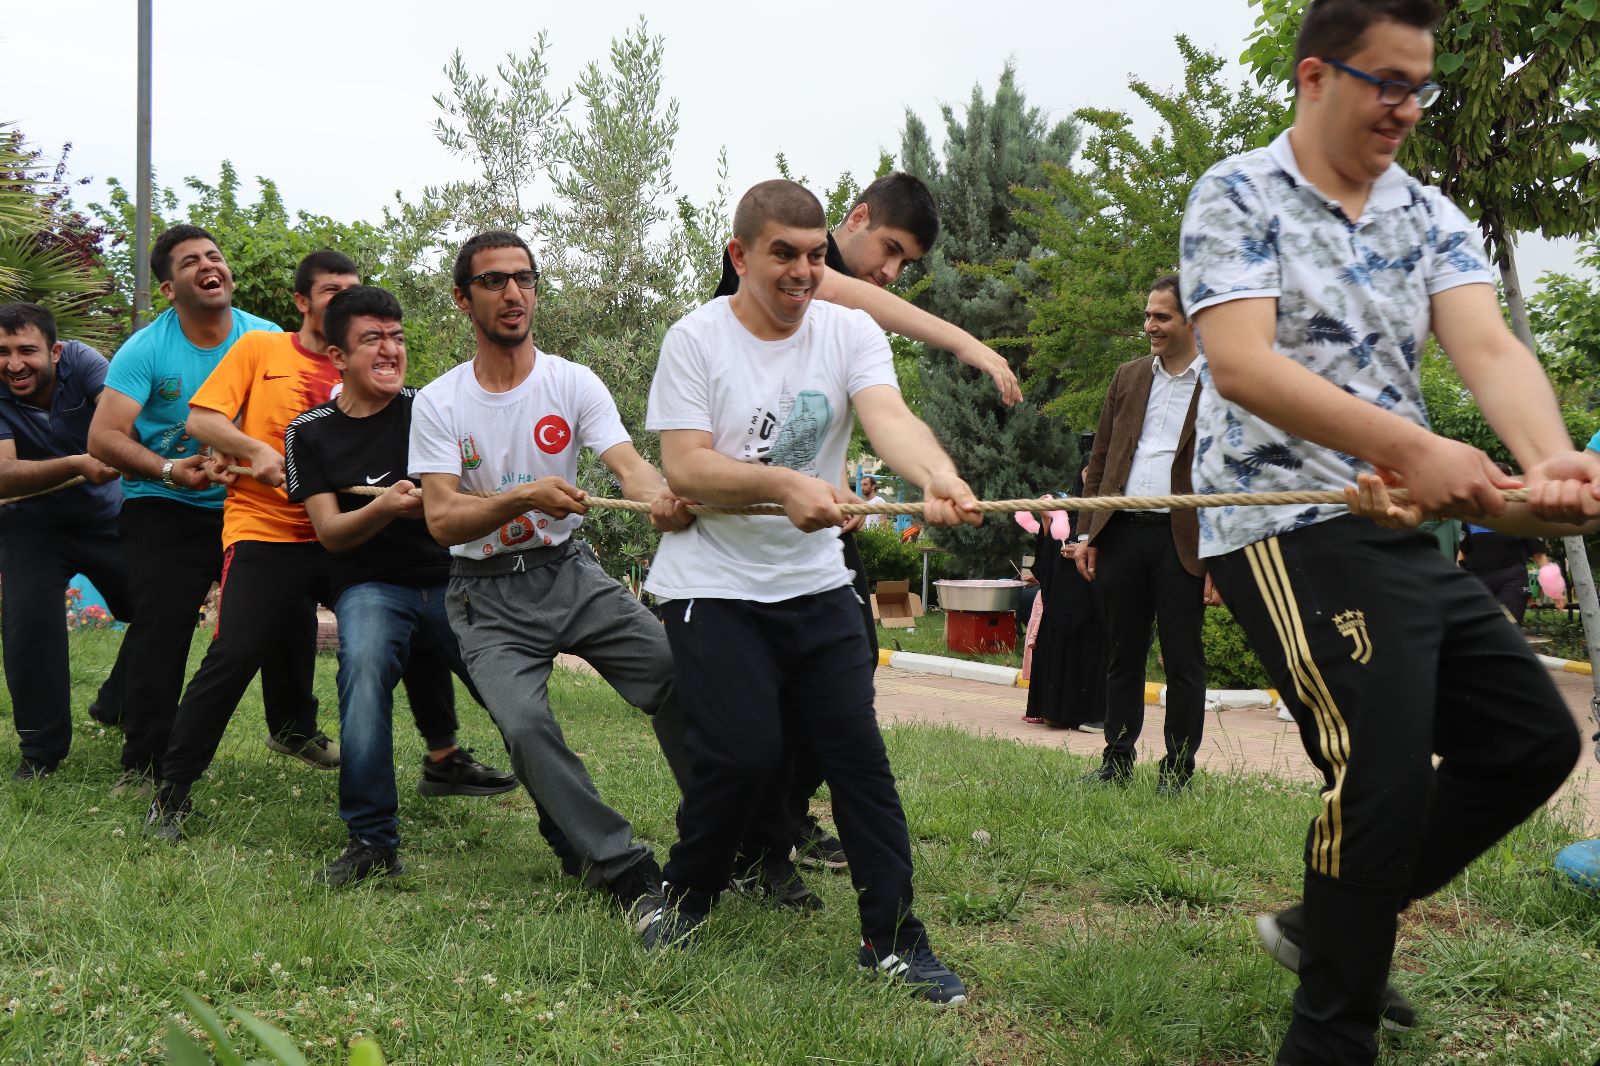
left=1276, top=705, right=1295, bottom=723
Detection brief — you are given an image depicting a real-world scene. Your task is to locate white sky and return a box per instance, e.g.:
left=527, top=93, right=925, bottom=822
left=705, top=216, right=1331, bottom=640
left=0, top=0, right=1584, bottom=286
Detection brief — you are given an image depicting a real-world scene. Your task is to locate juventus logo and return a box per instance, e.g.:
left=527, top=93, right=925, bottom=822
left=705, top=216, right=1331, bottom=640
left=1333, top=610, right=1373, bottom=665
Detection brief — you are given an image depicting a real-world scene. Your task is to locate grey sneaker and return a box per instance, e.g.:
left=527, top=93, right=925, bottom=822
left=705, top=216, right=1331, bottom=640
left=1255, top=907, right=1417, bottom=1032
left=731, top=855, right=824, bottom=912
left=110, top=768, right=157, bottom=799
left=143, top=795, right=191, bottom=842
left=265, top=732, right=340, bottom=770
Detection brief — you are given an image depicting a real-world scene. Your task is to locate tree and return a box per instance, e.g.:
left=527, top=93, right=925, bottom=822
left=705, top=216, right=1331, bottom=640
left=1528, top=236, right=1600, bottom=415
left=90, top=162, right=391, bottom=351
left=897, top=65, right=1083, bottom=578
left=1243, top=0, right=1600, bottom=703
left=0, top=126, right=118, bottom=350
left=1018, top=38, right=1289, bottom=428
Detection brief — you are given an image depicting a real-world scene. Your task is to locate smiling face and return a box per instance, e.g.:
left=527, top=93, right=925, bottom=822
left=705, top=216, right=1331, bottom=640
left=1144, top=288, right=1194, bottom=363
left=0, top=324, right=61, bottom=406
left=294, top=272, right=362, bottom=350
left=834, top=204, right=927, bottom=287
left=329, top=314, right=406, bottom=403
left=160, top=237, right=234, bottom=313
left=454, top=245, right=537, bottom=350
left=1301, top=18, right=1435, bottom=186
left=727, top=221, right=829, bottom=340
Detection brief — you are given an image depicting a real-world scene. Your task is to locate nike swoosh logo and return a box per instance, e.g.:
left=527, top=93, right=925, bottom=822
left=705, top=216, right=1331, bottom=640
left=365, top=473, right=390, bottom=485
left=263, top=373, right=290, bottom=380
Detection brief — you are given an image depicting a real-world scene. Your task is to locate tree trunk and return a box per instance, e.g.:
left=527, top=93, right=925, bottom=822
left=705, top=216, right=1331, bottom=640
left=1498, top=239, right=1600, bottom=753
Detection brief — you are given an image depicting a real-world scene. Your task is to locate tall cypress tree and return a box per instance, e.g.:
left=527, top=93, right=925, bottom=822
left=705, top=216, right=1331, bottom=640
left=898, top=65, right=1082, bottom=578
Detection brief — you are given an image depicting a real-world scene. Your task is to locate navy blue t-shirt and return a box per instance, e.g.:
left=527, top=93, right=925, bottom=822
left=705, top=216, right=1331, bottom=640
left=0, top=340, right=122, bottom=525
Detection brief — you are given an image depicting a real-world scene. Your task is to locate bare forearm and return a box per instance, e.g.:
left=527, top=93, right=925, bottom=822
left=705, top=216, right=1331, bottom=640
left=1455, top=347, right=1573, bottom=470
left=1209, top=346, right=1431, bottom=471
left=867, top=412, right=959, bottom=491
left=88, top=424, right=165, bottom=480
left=664, top=448, right=809, bottom=506
left=0, top=455, right=87, bottom=495
left=186, top=408, right=271, bottom=464
left=312, top=502, right=398, bottom=554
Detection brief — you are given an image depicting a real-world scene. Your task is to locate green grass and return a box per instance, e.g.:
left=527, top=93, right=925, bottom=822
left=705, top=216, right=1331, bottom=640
left=2, top=629, right=1598, bottom=1064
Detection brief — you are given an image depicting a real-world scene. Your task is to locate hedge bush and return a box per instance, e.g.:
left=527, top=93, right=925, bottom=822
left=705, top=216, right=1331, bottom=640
left=854, top=525, right=958, bottom=588
left=1201, top=606, right=1273, bottom=690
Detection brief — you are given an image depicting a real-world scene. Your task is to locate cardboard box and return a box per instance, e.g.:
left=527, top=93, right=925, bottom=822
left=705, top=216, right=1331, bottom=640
left=871, top=580, right=925, bottom=629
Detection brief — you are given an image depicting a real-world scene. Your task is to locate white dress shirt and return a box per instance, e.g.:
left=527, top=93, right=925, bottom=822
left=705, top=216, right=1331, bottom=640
left=1125, top=354, right=1203, bottom=511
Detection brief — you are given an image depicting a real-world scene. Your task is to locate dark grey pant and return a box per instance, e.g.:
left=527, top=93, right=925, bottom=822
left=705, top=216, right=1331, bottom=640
left=448, top=542, right=686, bottom=885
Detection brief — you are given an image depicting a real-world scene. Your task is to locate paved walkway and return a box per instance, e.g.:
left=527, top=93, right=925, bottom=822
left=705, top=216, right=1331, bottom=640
left=870, top=665, right=1600, bottom=836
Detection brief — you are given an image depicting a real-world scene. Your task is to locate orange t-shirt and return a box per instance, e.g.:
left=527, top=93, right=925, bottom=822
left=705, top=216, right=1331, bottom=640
left=190, top=331, right=341, bottom=547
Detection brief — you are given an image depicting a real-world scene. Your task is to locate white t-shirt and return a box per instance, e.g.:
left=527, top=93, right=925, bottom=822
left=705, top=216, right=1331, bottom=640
left=645, top=297, right=898, bottom=602
left=409, top=351, right=631, bottom=559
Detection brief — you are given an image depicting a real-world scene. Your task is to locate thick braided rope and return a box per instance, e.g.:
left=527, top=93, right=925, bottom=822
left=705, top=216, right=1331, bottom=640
left=0, top=475, right=87, bottom=507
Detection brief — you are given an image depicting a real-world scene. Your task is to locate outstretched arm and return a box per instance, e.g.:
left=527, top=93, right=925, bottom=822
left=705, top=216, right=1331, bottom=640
left=852, top=384, right=981, bottom=528
left=816, top=269, right=1022, bottom=406
left=598, top=441, right=694, bottom=533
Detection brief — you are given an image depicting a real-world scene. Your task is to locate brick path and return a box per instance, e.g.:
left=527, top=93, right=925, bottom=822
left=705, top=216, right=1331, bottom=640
left=870, top=665, right=1600, bottom=836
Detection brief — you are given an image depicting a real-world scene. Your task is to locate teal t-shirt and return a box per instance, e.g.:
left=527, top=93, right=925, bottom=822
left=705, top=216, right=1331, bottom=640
left=103, top=306, right=281, bottom=507
left=1587, top=429, right=1600, bottom=454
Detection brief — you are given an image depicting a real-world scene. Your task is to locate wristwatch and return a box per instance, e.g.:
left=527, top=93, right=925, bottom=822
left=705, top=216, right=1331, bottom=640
left=160, top=459, right=176, bottom=488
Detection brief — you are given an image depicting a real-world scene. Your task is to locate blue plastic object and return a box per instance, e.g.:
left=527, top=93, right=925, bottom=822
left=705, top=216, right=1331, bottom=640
left=1553, top=839, right=1600, bottom=894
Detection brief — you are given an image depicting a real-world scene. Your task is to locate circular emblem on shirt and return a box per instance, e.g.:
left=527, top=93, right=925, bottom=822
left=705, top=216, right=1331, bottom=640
left=499, top=517, right=537, bottom=546
left=534, top=415, right=572, bottom=455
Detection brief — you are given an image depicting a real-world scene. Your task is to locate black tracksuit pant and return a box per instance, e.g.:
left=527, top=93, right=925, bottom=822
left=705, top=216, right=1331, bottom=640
left=118, top=502, right=320, bottom=777
left=0, top=511, right=136, bottom=766
left=662, top=586, right=926, bottom=952
left=1094, top=511, right=1206, bottom=777
left=1208, top=517, right=1581, bottom=1066
left=156, top=538, right=329, bottom=797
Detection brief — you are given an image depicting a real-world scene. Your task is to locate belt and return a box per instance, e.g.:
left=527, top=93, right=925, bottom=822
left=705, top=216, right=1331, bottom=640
left=1118, top=510, right=1172, bottom=527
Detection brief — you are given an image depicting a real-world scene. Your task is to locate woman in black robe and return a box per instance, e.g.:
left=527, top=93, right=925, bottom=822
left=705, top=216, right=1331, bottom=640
left=1021, top=492, right=1107, bottom=730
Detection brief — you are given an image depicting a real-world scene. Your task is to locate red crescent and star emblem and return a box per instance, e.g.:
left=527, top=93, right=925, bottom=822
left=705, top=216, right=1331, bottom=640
left=534, top=415, right=571, bottom=455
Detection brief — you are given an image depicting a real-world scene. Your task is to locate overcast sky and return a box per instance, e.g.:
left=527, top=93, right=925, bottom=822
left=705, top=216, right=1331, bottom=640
left=1, top=0, right=1584, bottom=286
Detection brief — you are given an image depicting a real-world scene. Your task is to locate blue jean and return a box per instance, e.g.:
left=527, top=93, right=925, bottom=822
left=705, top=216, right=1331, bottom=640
left=335, top=581, right=464, bottom=848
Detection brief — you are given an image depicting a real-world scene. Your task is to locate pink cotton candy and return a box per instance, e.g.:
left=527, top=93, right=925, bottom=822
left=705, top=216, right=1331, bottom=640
left=1539, top=563, right=1566, bottom=601
left=1013, top=510, right=1041, bottom=534
left=1048, top=509, right=1071, bottom=542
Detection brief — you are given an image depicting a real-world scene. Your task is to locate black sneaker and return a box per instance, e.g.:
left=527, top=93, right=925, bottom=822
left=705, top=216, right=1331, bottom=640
left=792, top=818, right=849, bottom=871
left=1255, top=907, right=1417, bottom=1032
left=731, top=855, right=824, bottom=912
left=1080, top=763, right=1130, bottom=787
left=315, top=837, right=404, bottom=887
left=11, top=756, right=56, bottom=782
left=858, top=941, right=968, bottom=1005
left=1155, top=771, right=1191, bottom=797
left=609, top=858, right=667, bottom=933
left=640, top=901, right=707, bottom=952
left=87, top=700, right=123, bottom=729
left=417, top=748, right=518, bottom=797
left=143, top=795, right=191, bottom=842
left=265, top=732, right=340, bottom=770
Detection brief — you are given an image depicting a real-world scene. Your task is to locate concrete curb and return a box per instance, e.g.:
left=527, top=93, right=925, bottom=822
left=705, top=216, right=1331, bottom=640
left=1537, top=653, right=1594, bottom=677
left=877, top=649, right=1280, bottom=707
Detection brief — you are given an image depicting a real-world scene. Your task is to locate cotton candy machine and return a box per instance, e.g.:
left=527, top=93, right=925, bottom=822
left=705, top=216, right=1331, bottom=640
left=934, top=579, right=1024, bottom=653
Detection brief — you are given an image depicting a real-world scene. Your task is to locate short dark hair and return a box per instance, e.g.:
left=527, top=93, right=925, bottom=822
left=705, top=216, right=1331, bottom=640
left=453, top=230, right=538, bottom=292
left=853, top=173, right=940, bottom=255
left=1150, top=274, right=1185, bottom=319
left=151, top=224, right=218, bottom=283
left=732, top=180, right=826, bottom=245
left=1293, top=0, right=1443, bottom=71
left=293, top=250, right=360, bottom=296
left=323, top=286, right=403, bottom=353
left=0, top=302, right=57, bottom=348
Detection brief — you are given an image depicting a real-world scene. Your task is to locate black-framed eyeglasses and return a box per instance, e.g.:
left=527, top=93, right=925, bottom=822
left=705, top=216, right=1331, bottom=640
left=465, top=269, right=539, bottom=291
left=1320, top=57, right=1442, bottom=109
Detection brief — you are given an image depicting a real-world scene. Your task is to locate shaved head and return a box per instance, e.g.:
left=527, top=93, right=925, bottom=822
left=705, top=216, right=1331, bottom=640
left=732, top=180, right=826, bottom=244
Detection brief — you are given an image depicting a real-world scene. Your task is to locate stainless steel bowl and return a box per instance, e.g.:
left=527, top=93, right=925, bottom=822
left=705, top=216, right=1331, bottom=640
left=934, top=579, right=1024, bottom=613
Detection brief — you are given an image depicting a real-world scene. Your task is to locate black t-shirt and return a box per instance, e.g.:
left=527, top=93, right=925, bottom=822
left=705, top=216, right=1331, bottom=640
left=713, top=231, right=851, bottom=297
left=1458, top=526, right=1541, bottom=576
left=283, top=389, right=449, bottom=601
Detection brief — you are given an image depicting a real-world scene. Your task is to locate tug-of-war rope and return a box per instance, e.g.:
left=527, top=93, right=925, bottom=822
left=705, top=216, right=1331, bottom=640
left=0, top=468, right=1531, bottom=515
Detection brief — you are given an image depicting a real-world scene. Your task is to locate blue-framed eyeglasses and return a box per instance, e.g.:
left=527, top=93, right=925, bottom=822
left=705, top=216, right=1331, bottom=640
left=1320, top=57, right=1442, bottom=109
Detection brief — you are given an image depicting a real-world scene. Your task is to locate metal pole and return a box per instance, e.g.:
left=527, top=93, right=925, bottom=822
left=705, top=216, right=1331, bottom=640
left=132, top=0, right=153, bottom=330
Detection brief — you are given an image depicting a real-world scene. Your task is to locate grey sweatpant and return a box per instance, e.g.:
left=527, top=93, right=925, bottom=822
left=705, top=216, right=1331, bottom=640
left=448, top=541, right=689, bottom=885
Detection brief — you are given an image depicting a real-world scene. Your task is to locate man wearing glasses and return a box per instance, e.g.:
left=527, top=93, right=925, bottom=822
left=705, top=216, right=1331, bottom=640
left=1181, top=0, right=1592, bottom=1062
left=409, top=230, right=695, bottom=925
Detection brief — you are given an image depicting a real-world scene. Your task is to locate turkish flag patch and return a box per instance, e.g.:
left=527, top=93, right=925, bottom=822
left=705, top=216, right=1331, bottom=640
left=534, top=415, right=572, bottom=455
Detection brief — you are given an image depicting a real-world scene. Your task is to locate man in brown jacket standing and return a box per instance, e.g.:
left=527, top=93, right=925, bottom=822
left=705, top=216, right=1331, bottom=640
left=1077, top=274, right=1217, bottom=794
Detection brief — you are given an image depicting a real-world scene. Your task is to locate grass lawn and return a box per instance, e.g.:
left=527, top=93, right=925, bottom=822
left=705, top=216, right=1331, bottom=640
left=1, top=629, right=1597, bottom=1064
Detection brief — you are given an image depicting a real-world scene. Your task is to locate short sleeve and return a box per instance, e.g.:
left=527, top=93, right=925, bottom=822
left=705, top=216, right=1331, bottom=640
left=1586, top=429, right=1600, bottom=455
left=67, top=342, right=109, bottom=394
left=189, top=332, right=261, bottom=418
left=1180, top=164, right=1283, bottom=316
left=572, top=365, right=631, bottom=456
left=843, top=312, right=898, bottom=398
left=1423, top=192, right=1495, bottom=296
left=283, top=411, right=327, bottom=502
left=408, top=383, right=461, bottom=476
left=103, top=332, right=154, bottom=405
left=647, top=324, right=712, bottom=432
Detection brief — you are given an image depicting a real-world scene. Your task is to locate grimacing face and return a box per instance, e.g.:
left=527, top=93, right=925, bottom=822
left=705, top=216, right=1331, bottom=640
left=330, top=315, right=406, bottom=401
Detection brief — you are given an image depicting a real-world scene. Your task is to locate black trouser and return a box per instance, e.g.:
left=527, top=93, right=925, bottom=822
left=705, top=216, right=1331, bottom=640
left=157, top=538, right=328, bottom=797
left=118, top=501, right=316, bottom=777
left=662, top=587, right=926, bottom=951
left=0, top=510, right=136, bottom=766
left=1209, top=517, right=1581, bottom=1066
left=1468, top=563, right=1529, bottom=624
left=1094, top=512, right=1206, bottom=777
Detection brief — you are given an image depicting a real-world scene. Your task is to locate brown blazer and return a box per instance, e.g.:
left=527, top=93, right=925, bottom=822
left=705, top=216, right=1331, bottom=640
left=1080, top=355, right=1204, bottom=576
